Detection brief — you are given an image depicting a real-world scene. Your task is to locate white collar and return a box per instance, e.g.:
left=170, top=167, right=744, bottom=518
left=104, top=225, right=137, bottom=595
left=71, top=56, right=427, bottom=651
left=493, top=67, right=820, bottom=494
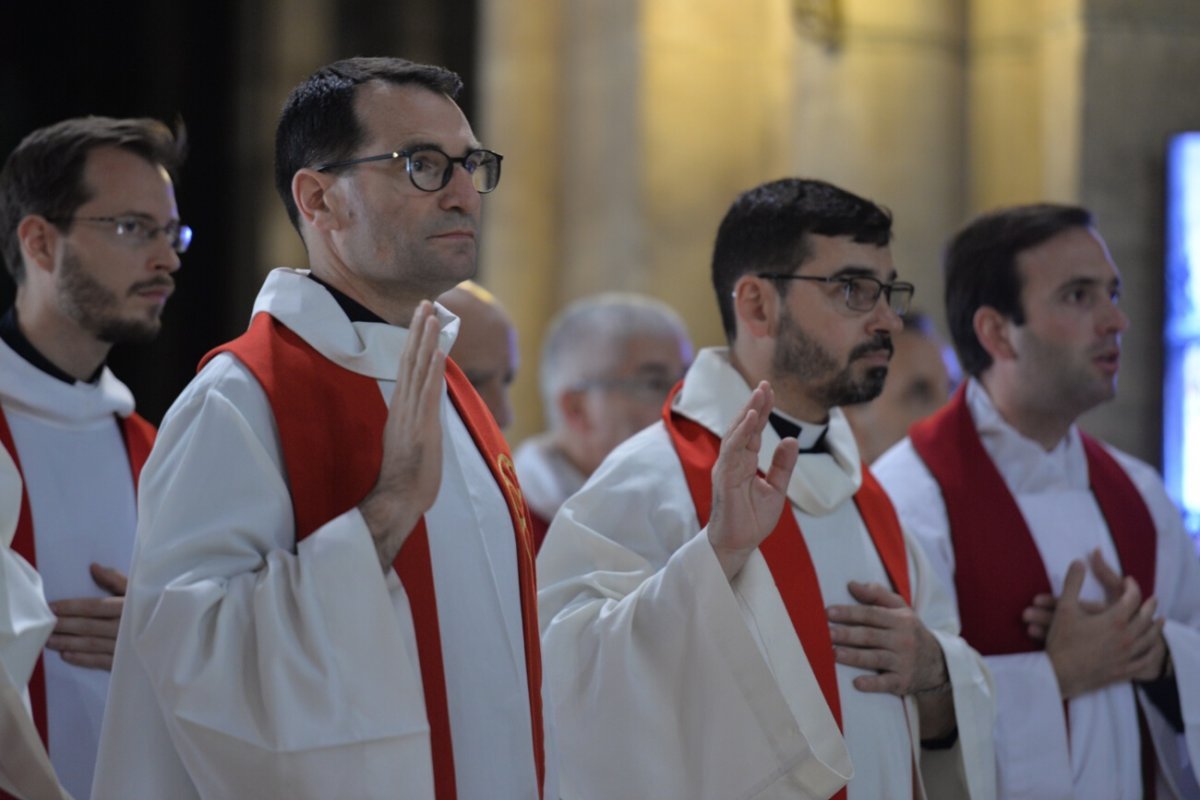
left=673, top=347, right=863, bottom=516
left=250, top=268, right=459, bottom=379
left=0, top=336, right=133, bottom=425
left=966, top=378, right=1088, bottom=492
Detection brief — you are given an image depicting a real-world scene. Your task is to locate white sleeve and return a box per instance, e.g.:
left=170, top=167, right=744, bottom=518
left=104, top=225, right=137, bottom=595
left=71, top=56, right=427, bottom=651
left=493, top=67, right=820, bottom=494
left=93, top=354, right=433, bottom=800
left=537, top=429, right=851, bottom=800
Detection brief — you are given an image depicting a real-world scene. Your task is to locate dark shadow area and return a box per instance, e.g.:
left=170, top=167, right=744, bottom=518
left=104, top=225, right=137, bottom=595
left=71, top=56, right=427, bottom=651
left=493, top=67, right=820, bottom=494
left=1, top=0, right=477, bottom=424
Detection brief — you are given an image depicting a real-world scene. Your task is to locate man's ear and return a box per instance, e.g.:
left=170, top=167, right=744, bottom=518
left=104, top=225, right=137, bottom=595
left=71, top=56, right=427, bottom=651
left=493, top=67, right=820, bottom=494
left=973, top=306, right=1017, bottom=363
left=292, top=168, right=341, bottom=232
left=733, top=275, right=778, bottom=339
left=557, top=388, right=591, bottom=434
left=15, top=216, right=59, bottom=276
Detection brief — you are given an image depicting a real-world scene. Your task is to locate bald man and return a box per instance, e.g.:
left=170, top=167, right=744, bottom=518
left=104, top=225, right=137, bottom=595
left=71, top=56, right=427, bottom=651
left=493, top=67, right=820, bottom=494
left=439, top=281, right=518, bottom=430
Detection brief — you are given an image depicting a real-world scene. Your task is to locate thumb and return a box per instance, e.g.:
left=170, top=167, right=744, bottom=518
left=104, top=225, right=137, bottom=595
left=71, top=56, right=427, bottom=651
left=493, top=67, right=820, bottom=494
left=1059, top=560, right=1086, bottom=607
left=91, top=563, right=128, bottom=596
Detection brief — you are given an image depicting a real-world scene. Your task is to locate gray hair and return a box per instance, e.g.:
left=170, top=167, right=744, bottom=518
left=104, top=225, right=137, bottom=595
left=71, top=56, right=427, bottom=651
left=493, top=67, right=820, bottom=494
left=540, top=293, right=691, bottom=428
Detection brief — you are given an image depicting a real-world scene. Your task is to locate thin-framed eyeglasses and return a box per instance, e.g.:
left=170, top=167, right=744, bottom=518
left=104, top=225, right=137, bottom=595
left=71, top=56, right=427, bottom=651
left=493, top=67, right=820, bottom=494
left=574, top=373, right=682, bottom=402
left=46, top=213, right=193, bottom=254
left=757, top=272, right=914, bottom=316
left=314, top=146, right=503, bottom=193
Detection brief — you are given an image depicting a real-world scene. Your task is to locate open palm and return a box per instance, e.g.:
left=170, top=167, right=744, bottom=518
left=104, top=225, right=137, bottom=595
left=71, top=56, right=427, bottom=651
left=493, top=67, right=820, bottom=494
left=708, top=381, right=799, bottom=579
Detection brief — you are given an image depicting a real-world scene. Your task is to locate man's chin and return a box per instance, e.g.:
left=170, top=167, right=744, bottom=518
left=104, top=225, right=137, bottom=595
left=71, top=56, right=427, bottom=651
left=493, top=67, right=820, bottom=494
left=97, top=316, right=163, bottom=345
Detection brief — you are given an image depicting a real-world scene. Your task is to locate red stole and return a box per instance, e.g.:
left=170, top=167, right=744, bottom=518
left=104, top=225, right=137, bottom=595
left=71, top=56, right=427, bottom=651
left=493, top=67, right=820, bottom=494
left=909, top=383, right=1158, bottom=792
left=0, top=404, right=153, bottom=771
left=908, top=384, right=1155, bottom=654
left=202, top=312, right=545, bottom=800
left=662, top=387, right=911, bottom=800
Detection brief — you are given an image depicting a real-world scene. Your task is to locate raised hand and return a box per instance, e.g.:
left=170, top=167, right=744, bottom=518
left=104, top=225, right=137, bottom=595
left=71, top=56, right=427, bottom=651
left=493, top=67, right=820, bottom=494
left=45, top=563, right=126, bottom=671
left=707, top=381, right=799, bottom=580
left=1044, top=558, right=1166, bottom=698
left=359, top=300, right=447, bottom=570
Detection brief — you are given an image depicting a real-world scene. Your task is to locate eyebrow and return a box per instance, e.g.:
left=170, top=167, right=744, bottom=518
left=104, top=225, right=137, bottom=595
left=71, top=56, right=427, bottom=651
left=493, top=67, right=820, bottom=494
left=106, top=210, right=180, bottom=224
left=1056, top=276, right=1120, bottom=292
left=397, top=140, right=485, bottom=156
left=827, top=265, right=899, bottom=282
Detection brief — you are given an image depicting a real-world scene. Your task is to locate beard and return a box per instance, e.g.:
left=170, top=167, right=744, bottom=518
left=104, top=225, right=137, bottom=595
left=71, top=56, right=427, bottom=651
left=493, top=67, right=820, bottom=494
left=771, top=307, right=894, bottom=408
left=57, top=249, right=167, bottom=344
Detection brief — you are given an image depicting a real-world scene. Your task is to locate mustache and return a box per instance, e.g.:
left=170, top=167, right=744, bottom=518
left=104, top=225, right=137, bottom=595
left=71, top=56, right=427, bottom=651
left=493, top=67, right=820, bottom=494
left=849, top=334, right=894, bottom=361
left=128, top=277, right=175, bottom=295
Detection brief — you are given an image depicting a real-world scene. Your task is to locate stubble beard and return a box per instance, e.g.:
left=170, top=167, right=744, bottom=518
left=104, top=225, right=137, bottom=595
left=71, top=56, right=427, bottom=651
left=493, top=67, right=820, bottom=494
left=57, top=249, right=163, bottom=345
left=771, top=308, right=893, bottom=409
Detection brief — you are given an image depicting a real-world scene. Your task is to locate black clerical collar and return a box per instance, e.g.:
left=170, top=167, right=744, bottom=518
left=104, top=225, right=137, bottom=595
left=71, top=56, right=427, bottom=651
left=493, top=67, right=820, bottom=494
left=0, top=307, right=100, bottom=385
left=768, top=411, right=828, bottom=454
left=307, top=273, right=388, bottom=324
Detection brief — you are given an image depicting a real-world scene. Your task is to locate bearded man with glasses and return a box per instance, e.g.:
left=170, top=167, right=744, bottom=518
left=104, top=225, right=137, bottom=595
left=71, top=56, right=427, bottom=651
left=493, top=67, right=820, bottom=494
left=95, top=57, right=556, bottom=799
left=0, top=115, right=187, bottom=800
left=538, top=178, right=995, bottom=799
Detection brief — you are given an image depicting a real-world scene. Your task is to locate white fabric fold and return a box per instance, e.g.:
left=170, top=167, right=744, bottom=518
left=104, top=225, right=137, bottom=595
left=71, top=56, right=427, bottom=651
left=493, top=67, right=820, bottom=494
left=539, top=347, right=995, bottom=799
left=875, top=377, right=1200, bottom=798
left=94, top=268, right=557, bottom=799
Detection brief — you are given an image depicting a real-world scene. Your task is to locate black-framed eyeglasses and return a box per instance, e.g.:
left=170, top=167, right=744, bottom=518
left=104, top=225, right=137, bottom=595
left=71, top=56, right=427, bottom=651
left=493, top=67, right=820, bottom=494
left=46, top=213, right=193, bottom=254
left=757, top=272, right=914, bottom=316
left=314, top=146, right=503, bottom=193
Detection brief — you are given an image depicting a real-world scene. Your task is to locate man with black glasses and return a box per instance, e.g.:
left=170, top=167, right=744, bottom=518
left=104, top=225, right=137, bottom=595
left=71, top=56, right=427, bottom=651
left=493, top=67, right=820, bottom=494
left=95, top=57, right=555, bottom=799
left=539, top=178, right=994, bottom=799
left=0, top=115, right=187, bottom=799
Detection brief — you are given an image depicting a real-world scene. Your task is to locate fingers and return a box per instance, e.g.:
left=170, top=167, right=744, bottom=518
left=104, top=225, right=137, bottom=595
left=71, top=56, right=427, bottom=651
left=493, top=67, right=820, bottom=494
left=47, top=606, right=120, bottom=672
left=762, top=438, right=799, bottom=495
left=1088, top=548, right=1125, bottom=600
left=1058, top=560, right=1087, bottom=608
left=49, top=596, right=123, bottom=618
left=728, top=382, right=773, bottom=442
left=846, top=580, right=907, bottom=610
left=90, top=563, right=128, bottom=596
left=1029, top=593, right=1056, bottom=611
left=1110, top=575, right=1144, bottom=621
left=1022, top=604, right=1055, bottom=641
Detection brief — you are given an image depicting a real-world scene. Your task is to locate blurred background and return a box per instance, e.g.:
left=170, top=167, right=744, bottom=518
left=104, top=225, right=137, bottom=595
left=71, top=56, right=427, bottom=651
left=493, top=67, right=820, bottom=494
left=2, top=0, right=1198, bottom=493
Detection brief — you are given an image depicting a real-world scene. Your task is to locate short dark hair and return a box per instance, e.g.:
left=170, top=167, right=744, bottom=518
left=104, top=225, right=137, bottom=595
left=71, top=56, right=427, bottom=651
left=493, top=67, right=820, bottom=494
left=943, top=203, right=1093, bottom=377
left=0, top=116, right=186, bottom=283
left=274, top=56, right=463, bottom=234
left=711, top=178, right=893, bottom=340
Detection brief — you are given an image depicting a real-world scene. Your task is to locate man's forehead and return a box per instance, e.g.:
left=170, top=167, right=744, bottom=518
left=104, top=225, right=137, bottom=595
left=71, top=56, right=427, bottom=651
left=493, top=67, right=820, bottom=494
left=1016, top=226, right=1120, bottom=288
left=800, top=233, right=894, bottom=275
left=80, top=145, right=176, bottom=210
left=354, top=80, right=478, bottom=149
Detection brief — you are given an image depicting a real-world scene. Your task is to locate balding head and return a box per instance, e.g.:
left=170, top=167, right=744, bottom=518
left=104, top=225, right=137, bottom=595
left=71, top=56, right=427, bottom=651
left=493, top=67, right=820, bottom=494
left=439, top=281, right=518, bottom=430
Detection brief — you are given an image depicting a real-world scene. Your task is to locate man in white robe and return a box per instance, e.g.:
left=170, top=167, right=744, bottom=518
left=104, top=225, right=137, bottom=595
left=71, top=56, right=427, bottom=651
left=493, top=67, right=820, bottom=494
left=874, top=203, right=1200, bottom=798
left=514, top=293, right=693, bottom=549
left=0, top=116, right=186, bottom=798
left=539, top=178, right=994, bottom=800
left=94, top=57, right=556, bottom=799
left=0, top=445, right=69, bottom=800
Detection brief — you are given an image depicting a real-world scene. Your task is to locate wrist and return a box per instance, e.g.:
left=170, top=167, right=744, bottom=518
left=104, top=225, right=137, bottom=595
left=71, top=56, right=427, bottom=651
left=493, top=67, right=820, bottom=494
left=707, top=537, right=753, bottom=581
